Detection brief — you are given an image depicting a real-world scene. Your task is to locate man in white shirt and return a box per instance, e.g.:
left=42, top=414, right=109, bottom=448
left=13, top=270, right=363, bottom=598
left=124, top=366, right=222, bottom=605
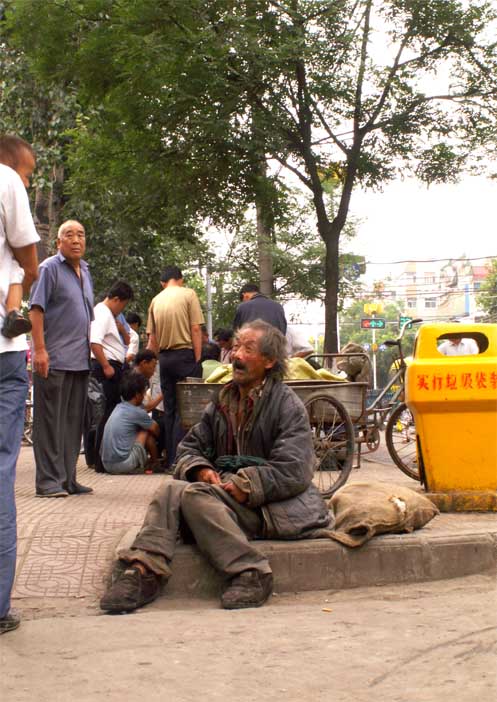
left=286, top=325, right=314, bottom=358
left=438, top=337, right=479, bottom=356
left=89, top=281, right=134, bottom=472
left=0, top=135, right=39, bottom=635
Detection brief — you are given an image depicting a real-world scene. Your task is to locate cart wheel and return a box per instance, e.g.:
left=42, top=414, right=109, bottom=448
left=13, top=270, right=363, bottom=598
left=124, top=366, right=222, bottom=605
left=304, top=394, right=355, bottom=498
left=385, top=402, right=420, bottom=481
left=365, top=426, right=380, bottom=452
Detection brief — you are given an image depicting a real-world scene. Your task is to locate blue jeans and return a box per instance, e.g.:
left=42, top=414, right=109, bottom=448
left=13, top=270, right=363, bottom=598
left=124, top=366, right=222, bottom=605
left=0, top=351, right=28, bottom=618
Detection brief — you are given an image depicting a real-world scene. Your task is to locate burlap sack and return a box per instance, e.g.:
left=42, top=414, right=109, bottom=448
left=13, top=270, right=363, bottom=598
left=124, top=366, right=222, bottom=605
left=336, top=343, right=372, bottom=386
left=328, top=481, right=439, bottom=547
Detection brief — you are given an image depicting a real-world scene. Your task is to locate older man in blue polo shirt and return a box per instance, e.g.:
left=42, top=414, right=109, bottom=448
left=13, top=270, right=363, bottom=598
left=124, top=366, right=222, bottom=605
left=29, top=220, right=94, bottom=497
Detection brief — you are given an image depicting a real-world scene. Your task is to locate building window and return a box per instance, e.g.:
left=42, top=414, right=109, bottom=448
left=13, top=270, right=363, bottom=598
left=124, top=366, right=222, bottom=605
left=424, top=297, right=437, bottom=308
left=424, top=273, right=435, bottom=285
left=407, top=297, right=417, bottom=309
left=474, top=282, right=481, bottom=291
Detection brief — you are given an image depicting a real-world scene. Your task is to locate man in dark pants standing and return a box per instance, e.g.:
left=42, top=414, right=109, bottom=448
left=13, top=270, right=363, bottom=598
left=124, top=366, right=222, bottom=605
left=89, top=281, right=134, bottom=472
left=147, top=266, right=204, bottom=467
left=30, top=220, right=94, bottom=497
left=233, top=283, right=287, bottom=334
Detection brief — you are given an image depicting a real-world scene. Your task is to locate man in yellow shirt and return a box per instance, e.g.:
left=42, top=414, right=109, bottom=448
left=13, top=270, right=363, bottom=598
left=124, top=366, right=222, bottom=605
left=147, top=266, right=204, bottom=467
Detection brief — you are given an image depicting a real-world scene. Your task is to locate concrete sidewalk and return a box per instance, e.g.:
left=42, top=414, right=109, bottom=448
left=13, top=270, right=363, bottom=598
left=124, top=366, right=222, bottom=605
left=12, top=445, right=497, bottom=618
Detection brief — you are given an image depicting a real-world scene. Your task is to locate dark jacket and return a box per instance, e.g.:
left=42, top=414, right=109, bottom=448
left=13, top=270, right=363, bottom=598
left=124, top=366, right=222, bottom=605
left=174, top=377, right=331, bottom=539
left=233, top=294, right=287, bottom=334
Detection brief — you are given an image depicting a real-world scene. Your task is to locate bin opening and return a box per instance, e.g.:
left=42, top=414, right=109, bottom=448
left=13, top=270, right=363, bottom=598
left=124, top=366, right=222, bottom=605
left=436, top=332, right=489, bottom=356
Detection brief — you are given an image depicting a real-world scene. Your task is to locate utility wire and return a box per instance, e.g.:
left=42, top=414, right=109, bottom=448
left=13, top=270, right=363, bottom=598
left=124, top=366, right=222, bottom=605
left=365, top=254, right=496, bottom=265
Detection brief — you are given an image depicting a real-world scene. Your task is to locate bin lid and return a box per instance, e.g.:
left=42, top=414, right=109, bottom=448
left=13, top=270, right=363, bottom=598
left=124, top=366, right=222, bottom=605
left=413, top=323, right=497, bottom=359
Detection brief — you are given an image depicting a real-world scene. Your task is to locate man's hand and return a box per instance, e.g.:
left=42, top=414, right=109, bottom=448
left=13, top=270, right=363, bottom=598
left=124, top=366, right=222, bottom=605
left=195, top=468, right=221, bottom=485
left=103, top=363, right=115, bottom=379
left=33, top=348, right=49, bottom=378
left=222, top=481, right=248, bottom=504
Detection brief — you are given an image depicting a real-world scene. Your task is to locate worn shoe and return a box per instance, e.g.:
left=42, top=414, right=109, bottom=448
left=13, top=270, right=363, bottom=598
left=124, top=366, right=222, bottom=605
left=144, top=458, right=169, bottom=474
left=65, top=483, right=93, bottom=495
left=100, top=565, right=161, bottom=614
left=35, top=488, right=69, bottom=498
left=221, top=570, right=273, bottom=610
left=0, top=608, right=21, bottom=635
left=1, top=310, right=32, bottom=339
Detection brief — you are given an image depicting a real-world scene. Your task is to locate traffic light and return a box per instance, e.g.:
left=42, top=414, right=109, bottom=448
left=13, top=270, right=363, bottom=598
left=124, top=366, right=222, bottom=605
left=360, top=318, right=386, bottom=329
left=399, top=315, right=413, bottom=330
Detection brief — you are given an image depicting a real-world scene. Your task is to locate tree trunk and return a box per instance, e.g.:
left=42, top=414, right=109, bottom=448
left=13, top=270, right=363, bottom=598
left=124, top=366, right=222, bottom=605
left=256, top=196, right=273, bottom=296
left=315, top=219, right=340, bottom=354
left=33, top=164, right=65, bottom=262
left=33, top=186, right=52, bottom=262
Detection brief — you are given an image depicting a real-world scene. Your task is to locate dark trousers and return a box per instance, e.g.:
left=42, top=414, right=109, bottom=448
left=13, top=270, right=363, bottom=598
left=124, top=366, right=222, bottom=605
left=159, top=348, right=201, bottom=467
left=151, top=409, right=166, bottom=456
left=119, top=481, right=270, bottom=580
left=33, top=369, right=89, bottom=492
left=90, top=359, right=124, bottom=472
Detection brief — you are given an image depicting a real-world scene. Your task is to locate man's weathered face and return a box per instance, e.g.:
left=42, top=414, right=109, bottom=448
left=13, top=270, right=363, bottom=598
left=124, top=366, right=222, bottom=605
left=58, top=222, right=86, bottom=261
left=232, top=328, right=275, bottom=390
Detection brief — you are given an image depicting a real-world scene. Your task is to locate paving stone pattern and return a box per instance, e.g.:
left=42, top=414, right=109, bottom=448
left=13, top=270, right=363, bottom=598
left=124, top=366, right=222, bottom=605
left=13, top=445, right=497, bottom=603
left=14, top=447, right=167, bottom=600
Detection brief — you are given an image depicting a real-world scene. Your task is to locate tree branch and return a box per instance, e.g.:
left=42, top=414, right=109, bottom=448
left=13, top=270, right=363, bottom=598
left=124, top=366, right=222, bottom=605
left=364, top=31, right=411, bottom=131
left=307, top=95, right=349, bottom=155
left=367, top=88, right=497, bottom=132
left=272, top=154, right=313, bottom=189
left=353, top=0, right=372, bottom=136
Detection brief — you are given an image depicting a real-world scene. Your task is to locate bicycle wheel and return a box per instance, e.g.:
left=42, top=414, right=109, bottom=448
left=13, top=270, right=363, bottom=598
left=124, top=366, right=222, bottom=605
left=304, top=393, right=355, bottom=498
left=385, top=402, right=420, bottom=481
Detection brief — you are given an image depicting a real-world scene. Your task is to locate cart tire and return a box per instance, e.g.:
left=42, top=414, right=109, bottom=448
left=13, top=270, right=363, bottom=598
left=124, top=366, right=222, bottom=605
left=304, top=393, right=355, bottom=498
left=385, top=402, right=420, bottom=481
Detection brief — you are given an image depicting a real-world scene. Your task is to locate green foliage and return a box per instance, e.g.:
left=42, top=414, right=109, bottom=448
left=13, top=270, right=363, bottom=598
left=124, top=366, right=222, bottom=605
left=477, top=259, right=497, bottom=322
left=5, top=0, right=497, bottom=350
left=0, top=42, right=77, bottom=186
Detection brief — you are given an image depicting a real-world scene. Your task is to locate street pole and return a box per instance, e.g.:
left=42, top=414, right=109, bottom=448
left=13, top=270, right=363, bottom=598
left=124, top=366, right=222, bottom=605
left=205, top=268, right=213, bottom=339
left=372, top=325, right=377, bottom=389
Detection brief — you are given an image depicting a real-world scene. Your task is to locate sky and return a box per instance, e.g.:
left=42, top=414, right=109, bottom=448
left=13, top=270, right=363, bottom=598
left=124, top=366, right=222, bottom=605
left=350, top=174, right=497, bottom=284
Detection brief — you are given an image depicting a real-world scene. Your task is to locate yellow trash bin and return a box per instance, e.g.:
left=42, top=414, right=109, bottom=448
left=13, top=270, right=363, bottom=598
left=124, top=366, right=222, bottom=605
left=406, top=323, right=497, bottom=493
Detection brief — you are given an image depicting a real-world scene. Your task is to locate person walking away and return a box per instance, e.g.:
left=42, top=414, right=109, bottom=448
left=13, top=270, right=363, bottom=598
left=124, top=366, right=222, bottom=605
left=233, top=283, right=287, bottom=334
left=146, top=266, right=204, bottom=468
left=0, top=134, right=39, bottom=634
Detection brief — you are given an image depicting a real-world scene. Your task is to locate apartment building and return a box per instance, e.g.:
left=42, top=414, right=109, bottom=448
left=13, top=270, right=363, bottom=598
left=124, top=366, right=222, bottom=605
left=377, top=257, right=492, bottom=321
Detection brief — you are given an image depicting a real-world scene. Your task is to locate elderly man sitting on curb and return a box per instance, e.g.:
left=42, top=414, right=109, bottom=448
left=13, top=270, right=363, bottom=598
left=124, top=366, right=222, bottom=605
left=100, top=319, right=331, bottom=613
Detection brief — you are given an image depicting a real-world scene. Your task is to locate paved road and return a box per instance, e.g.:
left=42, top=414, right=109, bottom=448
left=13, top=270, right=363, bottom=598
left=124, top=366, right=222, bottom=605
left=2, top=573, right=495, bottom=702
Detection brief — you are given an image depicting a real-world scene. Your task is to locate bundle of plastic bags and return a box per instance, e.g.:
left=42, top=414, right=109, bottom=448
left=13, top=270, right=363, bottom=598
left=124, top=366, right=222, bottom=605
left=204, top=357, right=346, bottom=384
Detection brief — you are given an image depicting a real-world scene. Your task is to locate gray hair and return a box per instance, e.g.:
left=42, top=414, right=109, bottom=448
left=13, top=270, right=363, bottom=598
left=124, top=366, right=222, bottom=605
left=57, top=220, right=85, bottom=240
left=237, top=319, right=288, bottom=380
